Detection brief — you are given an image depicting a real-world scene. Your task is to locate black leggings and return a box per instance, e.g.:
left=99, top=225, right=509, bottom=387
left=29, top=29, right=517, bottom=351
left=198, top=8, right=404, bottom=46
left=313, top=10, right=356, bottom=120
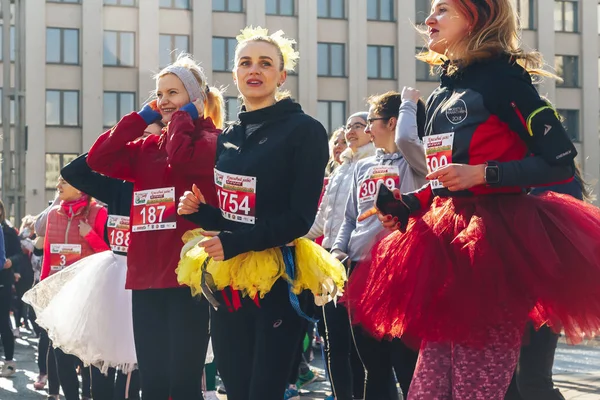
left=132, top=287, right=210, bottom=400
left=211, top=280, right=308, bottom=400
left=53, top=347, right=91, bottom=400
left=0, top=285, right=14, bottom=361
left=91, top=367, right=141, bottom=400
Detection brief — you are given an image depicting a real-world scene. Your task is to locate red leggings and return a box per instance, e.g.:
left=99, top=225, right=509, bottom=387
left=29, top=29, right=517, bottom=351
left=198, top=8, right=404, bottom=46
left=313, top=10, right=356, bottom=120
left=409, top=323, right=522, bottom=400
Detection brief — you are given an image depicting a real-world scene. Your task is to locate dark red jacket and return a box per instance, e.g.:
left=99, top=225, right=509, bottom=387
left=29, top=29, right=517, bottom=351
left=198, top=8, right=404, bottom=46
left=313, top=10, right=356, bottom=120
left=87, top=111, right=219, bottom=290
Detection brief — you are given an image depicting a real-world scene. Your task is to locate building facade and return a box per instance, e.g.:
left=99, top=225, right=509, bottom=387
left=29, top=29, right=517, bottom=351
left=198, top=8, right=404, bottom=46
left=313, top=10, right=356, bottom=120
left=3, top=0, right=597, bottom=213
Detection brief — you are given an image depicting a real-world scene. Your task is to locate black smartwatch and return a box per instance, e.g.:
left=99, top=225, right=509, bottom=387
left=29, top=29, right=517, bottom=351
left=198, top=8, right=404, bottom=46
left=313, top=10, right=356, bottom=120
left=484, top=161, right=501, bottom=185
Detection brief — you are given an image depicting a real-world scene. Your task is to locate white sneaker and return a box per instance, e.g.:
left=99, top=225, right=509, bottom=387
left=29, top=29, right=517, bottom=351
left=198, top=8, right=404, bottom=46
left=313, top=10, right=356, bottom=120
left=204, top=390, right=220, bottom=400
left=1, top=360, right=16, bottom=377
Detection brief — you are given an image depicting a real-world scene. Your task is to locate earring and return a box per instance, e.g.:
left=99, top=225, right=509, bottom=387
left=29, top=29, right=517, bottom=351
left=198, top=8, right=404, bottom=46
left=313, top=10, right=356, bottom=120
left=277, top=82, right=282, bottom=87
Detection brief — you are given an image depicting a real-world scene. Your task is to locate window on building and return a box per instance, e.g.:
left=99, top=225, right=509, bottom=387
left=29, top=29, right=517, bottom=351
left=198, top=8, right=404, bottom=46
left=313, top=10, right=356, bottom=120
left=213, top=0, right=242, bottom=12
left=318, top=43, right=345, bottom=77
left=45, top=153, right=79, bottom=189
left=514, top=0, right=535, bottom=30
left=104, top=31, right=135, bottom=67
left=557, top=109, right=579, bottom=142
left=554, top=1, right=578, bottom=32
left=159, top=0, right=190, bottom=8
left=46, top=90, right=79, bottom=126
left=555, top=55, right=579, bottom=87
left=317, top=101, right=346, bottom=134
left=213, top=37, right=237, bottom=72
left=416, top=48, right=438, bottom=82
left=104, top=0, right=136, bottom=5
left=47, top=0, right=80, bottom=3
left=415, top=0, right=430, bottom=24
left=0, top=25, right=15, bottom=62
left=0, top=88, right=16, bottom=126
left=368, top=0, right=394, bottom=21
left=159, top=34, right=189, bottom=68
left=46, top=28, right=79, bottom=65
left=226, top=97, right=240, bottom=121
left=266, top=0, right=294, bottom=15
left=367, top=45, right=394, bottom=79
left=103, top=92, right=136, bottom=128
left=317, top=0, right=344, bottom=18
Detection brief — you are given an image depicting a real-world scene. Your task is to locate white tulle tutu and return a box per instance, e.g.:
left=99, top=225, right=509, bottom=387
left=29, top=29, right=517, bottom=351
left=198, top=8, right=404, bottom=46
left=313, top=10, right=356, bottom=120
left=23, top=251, right=137, bottom=374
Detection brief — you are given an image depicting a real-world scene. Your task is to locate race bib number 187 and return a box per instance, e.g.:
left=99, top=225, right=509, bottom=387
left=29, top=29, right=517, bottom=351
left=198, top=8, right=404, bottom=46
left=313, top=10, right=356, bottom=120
left=424, top=132, right=454, bottom=190
left=131, top=187, right=177, bottom=232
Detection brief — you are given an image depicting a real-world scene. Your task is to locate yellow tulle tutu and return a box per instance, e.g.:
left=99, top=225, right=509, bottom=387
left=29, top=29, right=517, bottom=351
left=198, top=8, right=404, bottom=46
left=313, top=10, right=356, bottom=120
left=176, top=229, right=347, bottom=305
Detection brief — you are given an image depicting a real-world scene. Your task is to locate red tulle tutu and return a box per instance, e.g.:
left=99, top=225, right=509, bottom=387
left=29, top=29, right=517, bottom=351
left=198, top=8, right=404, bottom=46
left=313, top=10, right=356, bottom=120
left=345, top=193, right=600, bottom=347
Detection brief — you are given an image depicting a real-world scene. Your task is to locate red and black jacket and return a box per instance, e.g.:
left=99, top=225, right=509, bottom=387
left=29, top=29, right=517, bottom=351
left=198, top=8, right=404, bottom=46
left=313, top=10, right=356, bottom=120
left=405, top=55, right=577, bottom=210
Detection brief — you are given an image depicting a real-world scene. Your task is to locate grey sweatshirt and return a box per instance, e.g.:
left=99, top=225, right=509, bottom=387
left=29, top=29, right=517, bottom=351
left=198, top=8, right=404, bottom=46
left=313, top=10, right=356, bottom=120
left=305, top=143, right=376, bottom=248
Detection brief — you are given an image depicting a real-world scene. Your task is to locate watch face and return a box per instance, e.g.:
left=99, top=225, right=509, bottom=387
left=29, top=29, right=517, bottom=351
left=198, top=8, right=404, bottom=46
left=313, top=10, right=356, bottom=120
left=486, top=167, right=499, bottom=183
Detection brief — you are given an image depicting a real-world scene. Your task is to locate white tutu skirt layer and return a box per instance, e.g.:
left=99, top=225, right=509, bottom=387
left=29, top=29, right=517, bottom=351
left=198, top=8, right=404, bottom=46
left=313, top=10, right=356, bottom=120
left=23, top=251, right=137, bottom=374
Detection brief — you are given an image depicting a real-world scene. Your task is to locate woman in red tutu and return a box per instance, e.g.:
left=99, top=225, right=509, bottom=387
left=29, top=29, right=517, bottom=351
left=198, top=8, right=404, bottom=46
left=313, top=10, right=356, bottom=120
left=346, top=0, right=600, bottom=399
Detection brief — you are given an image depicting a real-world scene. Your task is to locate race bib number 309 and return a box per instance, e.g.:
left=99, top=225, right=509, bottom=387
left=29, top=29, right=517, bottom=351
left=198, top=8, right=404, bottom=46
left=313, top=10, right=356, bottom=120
left=214, top=169, right=256, bottom=225
left=424, top=132, right=454, bottom=190
left=359, top=165, right=400, bottom=204
left=132, top=187, right=177, bottom=232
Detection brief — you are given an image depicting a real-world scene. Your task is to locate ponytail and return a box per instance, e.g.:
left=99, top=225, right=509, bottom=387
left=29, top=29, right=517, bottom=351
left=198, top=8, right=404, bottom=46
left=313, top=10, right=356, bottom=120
left=204, top=87, right=225, bottom=130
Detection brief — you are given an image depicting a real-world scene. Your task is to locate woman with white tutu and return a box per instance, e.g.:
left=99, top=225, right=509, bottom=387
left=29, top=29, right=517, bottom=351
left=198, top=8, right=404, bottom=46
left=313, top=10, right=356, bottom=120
left=25, top=176, right=108, bottom=400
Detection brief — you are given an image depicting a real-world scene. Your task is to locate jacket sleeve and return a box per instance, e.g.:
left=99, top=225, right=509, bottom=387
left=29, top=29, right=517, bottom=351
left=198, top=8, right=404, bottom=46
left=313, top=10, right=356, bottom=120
left=182, top=203, right=226, bottom=231
left=61, top=153, right=120, bottom=204
left=396, top=100, right=429, bottom=177
left=5, top=227, right=23, bottom=273
left=0, top=229, right=5, bottom=268
left=331, top=169, right=358, bottom=254
left=86, top=113, right=148, bottom=182
left=34, top=197, right=59, bottom=236
left=217, top=120, right=329, bottom=260
left=165, top=110, right=218, bottom=177
left=83, top=207, right=110, bottom=252
left=304, top=180, right=331, bottom=241
left=485, top=73, right=577, bottom=187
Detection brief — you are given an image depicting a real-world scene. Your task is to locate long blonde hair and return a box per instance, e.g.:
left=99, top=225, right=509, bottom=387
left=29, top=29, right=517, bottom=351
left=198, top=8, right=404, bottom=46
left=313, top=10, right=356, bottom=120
left=156, top=54, right=225, bottom=129
left=417, top=0, right=556, bottom=79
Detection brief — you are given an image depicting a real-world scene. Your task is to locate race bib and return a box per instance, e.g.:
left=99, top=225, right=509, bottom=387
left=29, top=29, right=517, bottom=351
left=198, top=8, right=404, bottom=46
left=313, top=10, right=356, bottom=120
left=107, top=215, right=131, bottom=253
left=358, top=165, right=400, bottom=204
left=131, top=187, right=177, bottom=232
left=50, top=244, right=82, bottom=272
left=424, top=132, right=454, bottom=190
left=214, top=169, right=256, bottom=224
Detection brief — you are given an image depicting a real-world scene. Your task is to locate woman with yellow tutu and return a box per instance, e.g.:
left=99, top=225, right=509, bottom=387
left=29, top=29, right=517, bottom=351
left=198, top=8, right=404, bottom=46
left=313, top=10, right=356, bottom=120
left=176, top=27, right=345, bottom=400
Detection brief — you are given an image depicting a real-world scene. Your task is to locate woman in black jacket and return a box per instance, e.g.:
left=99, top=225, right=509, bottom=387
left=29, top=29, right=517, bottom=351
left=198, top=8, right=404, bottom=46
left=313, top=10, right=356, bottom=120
left=177, top=27, right=345, bottom=400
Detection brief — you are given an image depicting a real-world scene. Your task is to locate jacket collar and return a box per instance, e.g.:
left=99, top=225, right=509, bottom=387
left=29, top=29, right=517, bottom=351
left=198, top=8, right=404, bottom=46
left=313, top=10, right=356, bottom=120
left=238, top=98, right=303, bottom=126
left=340, top=142, right=376, bottom=164
left=375, top=148, right=403, bottom=162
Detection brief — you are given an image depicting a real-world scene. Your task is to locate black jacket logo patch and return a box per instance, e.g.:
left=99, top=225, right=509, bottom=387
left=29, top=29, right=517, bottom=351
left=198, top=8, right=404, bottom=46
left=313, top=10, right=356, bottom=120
left=446, top=99, right=468, bottom=125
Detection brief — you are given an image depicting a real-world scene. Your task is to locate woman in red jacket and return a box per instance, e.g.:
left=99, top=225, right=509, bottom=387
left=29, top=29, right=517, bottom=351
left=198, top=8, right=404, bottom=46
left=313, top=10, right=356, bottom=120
left=87, top=54, right=224, bottom=400
left=40, top=176, right=108, bottom=400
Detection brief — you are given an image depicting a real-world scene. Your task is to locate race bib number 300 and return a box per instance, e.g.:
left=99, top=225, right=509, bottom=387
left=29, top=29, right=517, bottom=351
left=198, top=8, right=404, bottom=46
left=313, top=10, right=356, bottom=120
left=132, top=187, right=177, bottom=232
left=424, top=132, right=454, bottom=190
left=107, top=215, right=131, bottom=253
left=214, top=169, right=256, bottom=224
left=50, top=244, right=82, bottom=272
left=359, top=165, right=400, bottom=204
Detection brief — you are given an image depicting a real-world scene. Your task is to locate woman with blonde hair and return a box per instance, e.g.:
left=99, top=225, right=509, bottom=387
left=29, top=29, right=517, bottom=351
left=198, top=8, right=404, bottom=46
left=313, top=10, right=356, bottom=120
left=177, top=27, right=345, bottom=400
left=346, top=1, right=600, bottom=398
left=87, top=54, right=224, bottom=400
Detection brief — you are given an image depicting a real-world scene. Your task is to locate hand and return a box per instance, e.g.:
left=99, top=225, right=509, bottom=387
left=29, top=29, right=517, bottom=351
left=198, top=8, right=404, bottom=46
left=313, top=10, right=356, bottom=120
left=331, top=249, right=349, bottom=265
left=178, top=184, right=206, bottom=215
left=13, top=273, right=20, bottom=282
left=143, top=122, right=163, bottom=137
left=193, top=98, right=205, bottom=118
left=3, top=259, right=12, bottom=269
left=427, top=163, right=486, bottom=191
left=401, top=87, right=421, bottom=104
left=79, top=221, right=92, bottom=237
left=198, top=231, right=224, bottom=261
left=378, top=212, right=401, bottom=231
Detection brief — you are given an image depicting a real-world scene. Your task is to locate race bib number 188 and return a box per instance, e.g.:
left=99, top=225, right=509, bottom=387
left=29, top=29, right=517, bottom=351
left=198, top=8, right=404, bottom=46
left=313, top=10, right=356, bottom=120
left=214, top=169, right=257, bottom=225
left=424, top=132, right=454, bottom=190
left=107, top=215, right=130, bottom=253
left=131, top=187, right=177, bottom=232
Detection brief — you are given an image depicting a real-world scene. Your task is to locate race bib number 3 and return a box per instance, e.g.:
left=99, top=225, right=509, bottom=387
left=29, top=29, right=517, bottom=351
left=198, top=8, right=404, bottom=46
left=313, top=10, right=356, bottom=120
left=424, top=132, right=454, bottom=190
left=132, top=187, right=177, bottom=232
left=214, top=169, right=257, bottom=224
left=107, top=215, right=131, bottom=253
left=50, top=244, right=82, bottom=272
left=359, top=165, right=400, bottom=204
